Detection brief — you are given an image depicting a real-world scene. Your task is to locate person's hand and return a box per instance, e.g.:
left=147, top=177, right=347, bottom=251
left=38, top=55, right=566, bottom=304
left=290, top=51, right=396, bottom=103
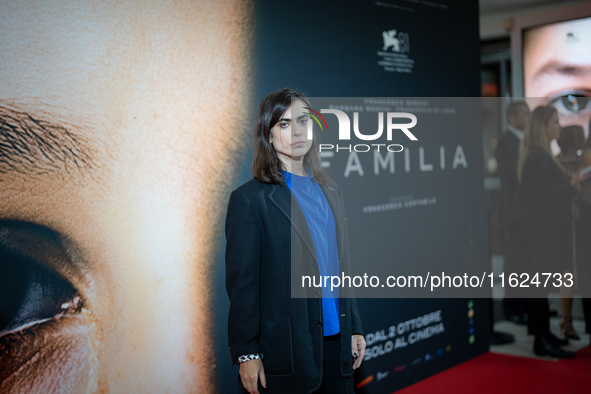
left=239, top=359, right=266, bottom=394
left=351, top=334, right=366, bottom=370
left=571, top=166, right=591, bottom=187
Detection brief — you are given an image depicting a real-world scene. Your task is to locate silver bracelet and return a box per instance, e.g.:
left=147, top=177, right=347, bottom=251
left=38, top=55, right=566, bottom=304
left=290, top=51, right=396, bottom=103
left=237, top=353, right=264, bottom=364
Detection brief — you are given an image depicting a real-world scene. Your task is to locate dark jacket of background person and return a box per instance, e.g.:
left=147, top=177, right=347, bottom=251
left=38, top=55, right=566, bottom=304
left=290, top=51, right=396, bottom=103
left=225, top=178, right=363, bottom=393
left=513, top=147, right=575, bottom=281
left=513, top=147, right=575, bottom=225
left=497, top=127, right=529, bottom=305
left=557, top=153, right=581, bottom=220
left=577, top=149, right=591, bottom=327
left=497, top=130, right=521, bottom=222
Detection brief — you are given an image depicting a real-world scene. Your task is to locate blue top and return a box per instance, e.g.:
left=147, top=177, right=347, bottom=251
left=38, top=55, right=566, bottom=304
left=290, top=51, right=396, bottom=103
left=282, top=168, right=340, bottom=336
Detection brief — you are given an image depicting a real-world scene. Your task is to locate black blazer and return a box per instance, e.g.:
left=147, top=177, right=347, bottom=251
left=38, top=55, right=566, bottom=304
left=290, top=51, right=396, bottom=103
left=225, top=178, right=363, bottom=393
left=512, top=147, right=575, bottom=224
left=496, top=130, right=520, bottom=222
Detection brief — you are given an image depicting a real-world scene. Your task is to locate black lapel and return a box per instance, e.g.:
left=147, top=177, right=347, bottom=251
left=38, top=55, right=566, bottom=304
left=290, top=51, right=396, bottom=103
left=320, top=184, right=345, bottom=264
left=268, top=183, right=318, bottom=263
left=268, top=181, right=346, bottom=266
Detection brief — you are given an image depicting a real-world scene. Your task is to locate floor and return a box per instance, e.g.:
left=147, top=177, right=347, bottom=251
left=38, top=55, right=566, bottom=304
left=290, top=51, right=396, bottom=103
left=398, top=346, right=591, bottom=394
left=491, top=296, right=590, bottom=360
left=396, top=297, right=591, bottom=393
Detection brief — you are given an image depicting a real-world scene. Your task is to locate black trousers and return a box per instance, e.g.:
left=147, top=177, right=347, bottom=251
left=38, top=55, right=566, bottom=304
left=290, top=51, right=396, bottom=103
left=529, top=298, right=591, bottom=335
left=528, top=298, right=550, bottom=336
left=238, top=333, right=355, bottom=393
left=503, top=220, right=529, bottom=312
left=317, top=333, right=355, bottom=394
left=525, top=220, right=572, bottom=336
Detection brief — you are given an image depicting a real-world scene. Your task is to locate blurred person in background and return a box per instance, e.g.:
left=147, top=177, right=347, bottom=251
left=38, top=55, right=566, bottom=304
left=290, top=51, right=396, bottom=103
left=556, top=125, right=586, bottom=341
left=514, top=106, right=590, bottom=358
left=497, top=101, right=531, bottom=327
left=576, top=120, right=591, bottom=347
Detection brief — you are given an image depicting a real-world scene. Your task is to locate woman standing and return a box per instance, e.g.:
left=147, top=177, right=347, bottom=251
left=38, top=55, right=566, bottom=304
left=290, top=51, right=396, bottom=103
left=225, top=89, right=365, bottom=394
left=514, top=106, right=590, bottom=358
left=556, top=125, right=586, bottom=341
left=576, top=125, right=591, bottom=347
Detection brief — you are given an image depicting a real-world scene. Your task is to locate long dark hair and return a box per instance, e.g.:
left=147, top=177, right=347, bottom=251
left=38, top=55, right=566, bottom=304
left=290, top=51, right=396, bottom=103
left=252, top=88, right=332, bottom=185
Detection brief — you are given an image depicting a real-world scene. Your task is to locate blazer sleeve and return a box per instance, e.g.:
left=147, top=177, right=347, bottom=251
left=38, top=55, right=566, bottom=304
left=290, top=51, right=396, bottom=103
left=351, top=297, right=364, bottom=336
left=335, top=183, right=364, bottom=336
left=225, top=190, right=263, bottom=365
left=523, top=149, right=574, bottom=202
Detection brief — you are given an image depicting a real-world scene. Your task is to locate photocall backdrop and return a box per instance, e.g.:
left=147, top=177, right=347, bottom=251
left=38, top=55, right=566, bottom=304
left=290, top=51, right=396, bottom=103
left=214, top=1, right=489, bottom=393
left=0, top=1, right=487, bottom=393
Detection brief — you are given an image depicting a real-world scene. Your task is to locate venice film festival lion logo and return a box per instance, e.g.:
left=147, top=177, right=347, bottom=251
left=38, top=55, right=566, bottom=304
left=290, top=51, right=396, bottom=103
left=382, top=29, right=409, bottom=53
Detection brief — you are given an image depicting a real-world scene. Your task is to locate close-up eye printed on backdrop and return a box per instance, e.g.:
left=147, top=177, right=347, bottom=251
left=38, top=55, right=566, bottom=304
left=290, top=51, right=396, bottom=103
left=0, top=1, right=253, bottom=393
left=524, top=16, right=591, bottom=144
left=0, top=221, right=103, bottom=393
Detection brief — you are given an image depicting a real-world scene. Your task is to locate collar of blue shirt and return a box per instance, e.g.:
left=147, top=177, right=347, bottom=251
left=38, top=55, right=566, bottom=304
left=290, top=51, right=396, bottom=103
left=281, top=167, right=312, bottom=189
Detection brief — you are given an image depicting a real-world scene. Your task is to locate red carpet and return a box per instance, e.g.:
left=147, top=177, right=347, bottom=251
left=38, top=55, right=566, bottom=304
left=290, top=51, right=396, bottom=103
left=397, top=347, right=591, bottom=393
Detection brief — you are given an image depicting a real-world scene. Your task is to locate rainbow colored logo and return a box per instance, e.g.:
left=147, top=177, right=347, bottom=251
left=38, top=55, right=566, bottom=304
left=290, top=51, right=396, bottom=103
left=304, top=107, right=329, bottom=131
